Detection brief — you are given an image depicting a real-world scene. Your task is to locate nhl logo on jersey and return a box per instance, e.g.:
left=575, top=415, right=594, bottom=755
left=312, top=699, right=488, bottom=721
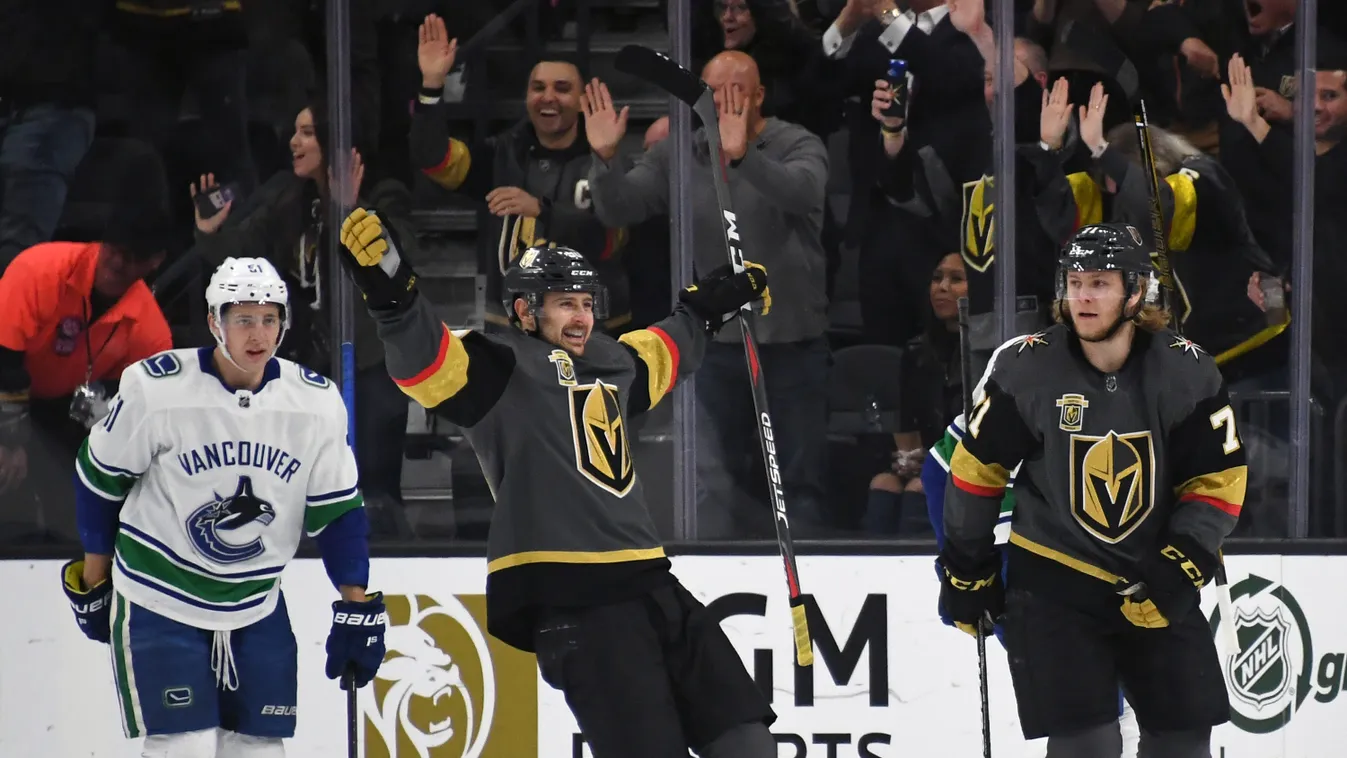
left=548, top=349, right=577, bottom=387
left=185, top=476, right=277, bottom=564
left=1069, top=431, right=1156, bottom=544
left=568, top=380, right=634, bottom=497
left=1055, top=393, right=1089, bottom=432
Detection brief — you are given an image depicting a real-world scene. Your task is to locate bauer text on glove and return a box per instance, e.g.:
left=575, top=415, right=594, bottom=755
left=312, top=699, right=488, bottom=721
left=325, top=591, right=387, bottom=688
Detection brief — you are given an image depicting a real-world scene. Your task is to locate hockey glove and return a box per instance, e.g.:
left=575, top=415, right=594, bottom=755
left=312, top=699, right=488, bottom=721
left=338, top=208, right=418, bottom=313
left=325, top=591, right=387, bottom=688
left=937, top=547, right=1004, bottom=638
left=1118, top=533, right=1216, bottom=629
left=61, top=559, right=112, bottom=644
left=679, top=262, right=770, bottom=333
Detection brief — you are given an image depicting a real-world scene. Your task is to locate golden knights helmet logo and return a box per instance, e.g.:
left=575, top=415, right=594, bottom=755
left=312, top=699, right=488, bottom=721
left=961, top=175, right=995, bottom=273
left=569, top=380, right=634, bottom=497
left=1069, top=431, right=1156, bottom=543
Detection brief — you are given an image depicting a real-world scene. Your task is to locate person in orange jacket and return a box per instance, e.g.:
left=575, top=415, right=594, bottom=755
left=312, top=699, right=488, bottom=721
left=0, top=210, right=172, bottom=541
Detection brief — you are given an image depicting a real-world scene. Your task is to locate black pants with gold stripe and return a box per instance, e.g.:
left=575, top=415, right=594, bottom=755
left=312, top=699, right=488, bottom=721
left=534, top=581, right=776, bottom=757
left=1003, top=587, right=1229, bottom=741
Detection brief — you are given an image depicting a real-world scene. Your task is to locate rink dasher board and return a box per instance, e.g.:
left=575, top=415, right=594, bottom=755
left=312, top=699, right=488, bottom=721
left=4, top=555, right=1344, bottom=757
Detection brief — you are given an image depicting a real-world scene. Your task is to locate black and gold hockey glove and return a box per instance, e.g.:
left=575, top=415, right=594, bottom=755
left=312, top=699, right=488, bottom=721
left=937, top=547, right=1004, bottom=637
left=679, top=262, right=770, bottom=333
left=1118, top=533, right=1216, bottom=629
left=338, top=208, right=418, bottom=313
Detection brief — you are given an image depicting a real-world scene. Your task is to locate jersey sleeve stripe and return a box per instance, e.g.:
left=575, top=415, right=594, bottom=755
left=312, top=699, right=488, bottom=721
left=393, top=324, right=471, bottom=408
left=115, top=551, right=275, bottom=611
left=618, top=327, right=680, bottom=407
left=76, top=441, right=138, bottom=500
left=422, top=138, right=472, bottom=190
left=307, top=484, right=359, bottom=505
left=1175, top=465, right=1246, bottom=517
left=119, top=524, right=284, bottom=581
left=1178, top=492, right=1242, bottom=518
left=950, top=445, right=1010, bottom=496
left=305, top=493, right=365, bottom=536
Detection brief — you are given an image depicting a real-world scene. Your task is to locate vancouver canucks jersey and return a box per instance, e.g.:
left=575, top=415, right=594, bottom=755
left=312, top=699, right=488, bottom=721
left=372, top=292, right=705, bottom=651
left=944, top=326, right=1247, bottom=605
left=75, top=348, right=362, bottom=631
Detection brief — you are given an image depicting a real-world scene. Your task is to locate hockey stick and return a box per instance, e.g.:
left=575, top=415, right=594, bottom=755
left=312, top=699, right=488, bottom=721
left=615, top=43, right=814, bottom=668
left=958, top=296, right=992, bottom=758
left=1134, top=103, right=1238, bottom=656
left=344, top=668, right=358, bottom=758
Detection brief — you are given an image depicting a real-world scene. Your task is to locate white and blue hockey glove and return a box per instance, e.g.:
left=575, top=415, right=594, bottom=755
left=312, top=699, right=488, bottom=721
left=325, top=592, right=387, bottom=688
left=61, top=559, right=112, bottom=644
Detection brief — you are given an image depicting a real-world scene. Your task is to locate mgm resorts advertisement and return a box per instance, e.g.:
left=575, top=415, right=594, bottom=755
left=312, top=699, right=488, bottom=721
left=3, top=555, right=1345, bottom=757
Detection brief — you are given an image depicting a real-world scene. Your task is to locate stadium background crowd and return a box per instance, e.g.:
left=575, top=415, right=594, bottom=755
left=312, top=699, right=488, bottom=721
left=1, top=0, right=1345, bottom=548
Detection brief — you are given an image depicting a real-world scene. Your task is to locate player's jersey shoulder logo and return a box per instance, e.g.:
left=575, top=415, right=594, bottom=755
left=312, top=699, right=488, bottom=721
left=961, top=174, right=995, bottom=273
left=186, top=476, right=276, bottom=564
left=1169, top=336, right=1206, bottom=360
left=548, top=349, right=577, bottom=387
left=1016, top=332, right=1050, bottom=354
left=568, top=380, right=634, bottom=497
left=1056, top=393, right=1089, bottom=432
left=1068, top=430, right=1156, bottom=544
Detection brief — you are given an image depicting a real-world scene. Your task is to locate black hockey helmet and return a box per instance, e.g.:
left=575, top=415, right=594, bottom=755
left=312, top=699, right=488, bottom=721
left=1056, top=223, right=1159, bottom=323
left=502, top=244, right=609, bottom=324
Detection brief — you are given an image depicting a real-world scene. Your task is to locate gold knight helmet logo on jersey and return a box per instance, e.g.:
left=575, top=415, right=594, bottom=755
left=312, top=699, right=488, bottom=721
left=960, top=175, right=995, bottom=273
left=569, top=380, right=634, bottom=497
left=1069, top=431, right=1157, bottom=543
left=362, top=593, right=537, bottom=758
left=1056, top=393, right=1089, bottom=433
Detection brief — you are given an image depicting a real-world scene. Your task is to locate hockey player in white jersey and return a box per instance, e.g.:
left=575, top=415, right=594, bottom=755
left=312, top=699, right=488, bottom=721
left=59, top=257, right=387, bottom=757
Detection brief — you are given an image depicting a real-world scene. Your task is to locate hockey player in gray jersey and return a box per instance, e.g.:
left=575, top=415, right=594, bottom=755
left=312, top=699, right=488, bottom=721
left=336, top=208, right=777, bottom=758
left=940, top=223, right=1246, bottom=758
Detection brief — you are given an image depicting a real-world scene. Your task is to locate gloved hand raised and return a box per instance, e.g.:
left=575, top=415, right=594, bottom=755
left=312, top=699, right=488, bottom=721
left=679, top=262, right=770, bottom=332
left=338, top=208, right=419, bottom=312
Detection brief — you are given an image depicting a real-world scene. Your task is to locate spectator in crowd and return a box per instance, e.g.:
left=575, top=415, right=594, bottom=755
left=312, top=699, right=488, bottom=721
left=1022, top=0, right=1151, bottom=134
left=1230, top=52, right=1347, bottom=407
left=821, top=0, right=989, bottom=293
left=863, top=252, right=966, bottom=536
left=184, top=102, right=414, bottom=537
left=410, top=14, right=634, bottom=334
left=109, top=0, right=257, bottom=200
left=0, top=3, right=103, bottom=272
left=0, top=207, right=173, bottom=542
left=692, top=0, right=844, bottom=138
left=584, top=51, right=831, bottom=538
left=873, top=32, right=1068, bottom=376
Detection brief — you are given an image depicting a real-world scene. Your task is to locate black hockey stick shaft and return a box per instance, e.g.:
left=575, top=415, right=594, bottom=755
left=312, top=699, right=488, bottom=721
left=345, top=667, right=357, bottom=758
left=958, top=297, right=992, bottom=758
left=1132, top=100, right=1180, bottom=331
left=616, top=44, right=813, bottom=667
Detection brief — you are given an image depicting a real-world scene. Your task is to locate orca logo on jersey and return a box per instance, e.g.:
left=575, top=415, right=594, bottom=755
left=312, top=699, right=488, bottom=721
left=568, top=380, right=634, bottom=497
left=1069, top=431, right=1156, bottom=544
left=960, top=175, right=995, bottom=273
left=186, top=476, right=276, bottom=564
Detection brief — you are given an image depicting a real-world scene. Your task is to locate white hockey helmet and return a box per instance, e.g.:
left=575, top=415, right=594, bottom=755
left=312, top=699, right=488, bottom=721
left=207, top=257, right=290, bottom=369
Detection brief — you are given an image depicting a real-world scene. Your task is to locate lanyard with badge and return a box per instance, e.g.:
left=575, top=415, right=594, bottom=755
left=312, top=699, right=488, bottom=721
left=69, top=298, right=121, bottom=429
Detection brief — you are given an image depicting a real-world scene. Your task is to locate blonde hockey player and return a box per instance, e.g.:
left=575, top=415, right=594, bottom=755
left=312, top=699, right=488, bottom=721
left=60, top=257, right=386, bottom=757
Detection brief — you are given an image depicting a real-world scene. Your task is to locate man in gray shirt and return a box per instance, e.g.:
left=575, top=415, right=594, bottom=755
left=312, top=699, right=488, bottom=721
left=583, top=51, right=831, bottom=538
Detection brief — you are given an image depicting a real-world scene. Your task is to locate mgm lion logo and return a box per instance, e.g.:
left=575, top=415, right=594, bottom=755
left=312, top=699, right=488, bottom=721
left=1068, top=431, right=1156, bottom=544
left=363, top=594, right=536, bottom=758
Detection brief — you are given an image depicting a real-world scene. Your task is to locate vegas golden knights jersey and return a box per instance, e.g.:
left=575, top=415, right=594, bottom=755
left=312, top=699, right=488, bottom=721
left=943, top=325, right=1247, bottom=605
left=371, top=293, right=705, bottom=651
